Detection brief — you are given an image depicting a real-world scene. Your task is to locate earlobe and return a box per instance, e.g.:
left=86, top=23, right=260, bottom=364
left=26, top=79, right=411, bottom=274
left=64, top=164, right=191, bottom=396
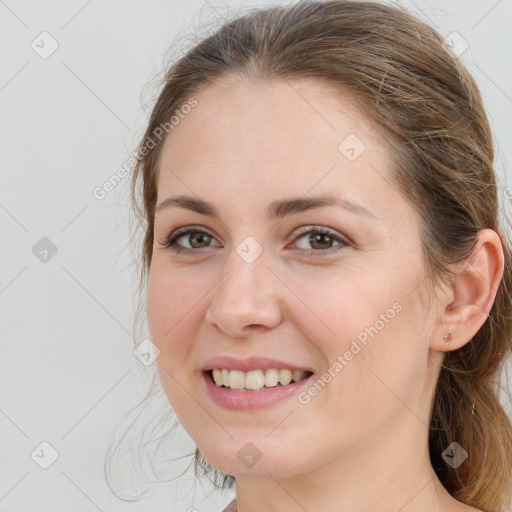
left=432, top=228, right=505, bottom=352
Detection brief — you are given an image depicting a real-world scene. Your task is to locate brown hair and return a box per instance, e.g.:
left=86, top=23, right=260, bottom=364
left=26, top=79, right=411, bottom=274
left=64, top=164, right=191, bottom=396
left=105, top=1, right=512, bottom=510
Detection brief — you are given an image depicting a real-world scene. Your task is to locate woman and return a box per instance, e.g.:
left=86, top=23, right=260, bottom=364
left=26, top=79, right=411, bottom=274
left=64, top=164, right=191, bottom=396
left=108, top=1, right=512, bottom=511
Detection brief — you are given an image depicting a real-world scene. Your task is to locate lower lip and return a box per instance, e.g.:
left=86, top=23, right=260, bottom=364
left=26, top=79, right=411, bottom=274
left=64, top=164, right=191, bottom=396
left=202, top=371, right=313, bottom=411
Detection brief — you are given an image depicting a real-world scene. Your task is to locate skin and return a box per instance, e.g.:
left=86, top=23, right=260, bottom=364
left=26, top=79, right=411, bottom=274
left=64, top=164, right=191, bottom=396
left=146, top=74, right=503, bottom=512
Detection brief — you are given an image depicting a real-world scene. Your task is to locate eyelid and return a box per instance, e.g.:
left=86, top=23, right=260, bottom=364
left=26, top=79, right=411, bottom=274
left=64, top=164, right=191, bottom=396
left=159, top=224, right=351, bottom=255
left=158, top=225, right=219, bottom=249
left=292, top=225, right=351, bottom=248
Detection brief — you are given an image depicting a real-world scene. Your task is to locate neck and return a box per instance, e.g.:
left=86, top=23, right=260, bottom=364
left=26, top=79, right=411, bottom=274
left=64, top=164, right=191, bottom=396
left=232, top=416, right=459, bottom=512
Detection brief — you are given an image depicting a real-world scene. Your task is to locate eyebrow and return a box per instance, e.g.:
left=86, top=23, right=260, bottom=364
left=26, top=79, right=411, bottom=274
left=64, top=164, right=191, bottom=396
left=154, top=193, right=377, bottom=220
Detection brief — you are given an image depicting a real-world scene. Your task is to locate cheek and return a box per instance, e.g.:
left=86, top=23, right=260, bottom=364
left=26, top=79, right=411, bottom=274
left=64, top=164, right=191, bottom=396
left=147, top=264, right=191, bottom=360
left=146, top=269, right=193, bottom=410
left=147, top=260, right=195, bottom=331
left=146, top=267, right=169, bottom=345
left=289, top=266, right=400, bottom=349
left=291, top=267, right=423, bottom=397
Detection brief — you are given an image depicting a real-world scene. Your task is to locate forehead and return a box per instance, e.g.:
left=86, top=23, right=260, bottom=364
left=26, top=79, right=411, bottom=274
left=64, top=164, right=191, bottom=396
left=162, top=75, right=379, bottom=167
left=155, top=76, right=414, bottom=230
left=160, top=76, right=390, bottom=186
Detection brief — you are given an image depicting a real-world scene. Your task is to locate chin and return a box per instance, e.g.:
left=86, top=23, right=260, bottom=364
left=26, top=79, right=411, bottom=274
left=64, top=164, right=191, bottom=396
left=199, top=440, right=310, bottom=479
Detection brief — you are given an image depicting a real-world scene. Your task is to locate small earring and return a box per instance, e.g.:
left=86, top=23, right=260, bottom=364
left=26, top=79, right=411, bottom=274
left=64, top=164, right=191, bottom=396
left=443, top=333, right=453, bottom=342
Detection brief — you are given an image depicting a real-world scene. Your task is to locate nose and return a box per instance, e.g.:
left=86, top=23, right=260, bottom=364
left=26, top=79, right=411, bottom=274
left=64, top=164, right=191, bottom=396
left=205, top=249, right=283, bottom=338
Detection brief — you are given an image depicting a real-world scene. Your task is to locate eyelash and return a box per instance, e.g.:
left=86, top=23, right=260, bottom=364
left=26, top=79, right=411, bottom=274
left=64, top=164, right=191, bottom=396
left=158, top=225, right=350, bottom=257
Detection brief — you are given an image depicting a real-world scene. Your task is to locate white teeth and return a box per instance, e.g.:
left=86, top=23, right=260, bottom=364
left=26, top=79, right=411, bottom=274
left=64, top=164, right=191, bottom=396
left=228, top=370, right=246, bottom=390
left=292, top=370, right=307, bottom=382
left=245, top=370, right=265, bottom=390
left=279, top=369, right=292, bottom=385
left=264, top=368, right=279, bottom=387
left=210, top=368, right=310, bottom=390
left=212, top=369, right=223, bottom=386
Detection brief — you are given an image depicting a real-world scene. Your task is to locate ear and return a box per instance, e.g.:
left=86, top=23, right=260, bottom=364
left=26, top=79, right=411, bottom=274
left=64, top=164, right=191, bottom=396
left=431, top=228, right=505, bottom=352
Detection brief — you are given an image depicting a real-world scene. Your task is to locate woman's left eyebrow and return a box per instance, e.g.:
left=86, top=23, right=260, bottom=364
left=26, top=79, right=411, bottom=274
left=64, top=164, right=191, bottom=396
left=153, top=193, right=377, bottom=220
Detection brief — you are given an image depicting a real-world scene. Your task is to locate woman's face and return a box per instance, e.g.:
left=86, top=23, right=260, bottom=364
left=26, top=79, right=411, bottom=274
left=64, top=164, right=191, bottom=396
left=147, top=75, right=442, bottom=478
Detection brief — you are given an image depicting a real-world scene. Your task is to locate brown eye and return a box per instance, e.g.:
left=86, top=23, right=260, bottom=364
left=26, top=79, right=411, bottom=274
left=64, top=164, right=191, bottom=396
left=308, top=232, right=335, bottom=250
left=160, top=226, right=221, bottom=252
left=187, top=232, right=211, bottom=248
left=293, top=226, right=349, bottom=255
left=160, top=225, right=349, bottom=257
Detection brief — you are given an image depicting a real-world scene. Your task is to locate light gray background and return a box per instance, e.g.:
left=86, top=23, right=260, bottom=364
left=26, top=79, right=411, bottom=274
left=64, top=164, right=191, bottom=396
left=1, top=1, right=511, bottom=511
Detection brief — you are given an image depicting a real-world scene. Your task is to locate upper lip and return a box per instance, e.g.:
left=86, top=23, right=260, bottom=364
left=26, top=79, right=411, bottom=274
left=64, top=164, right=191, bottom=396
left=202, top=356, right=313, bottom=373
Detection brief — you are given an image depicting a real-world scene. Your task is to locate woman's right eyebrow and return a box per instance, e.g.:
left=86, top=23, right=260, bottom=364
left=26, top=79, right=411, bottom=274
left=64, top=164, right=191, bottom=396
left=153, top=193, right=378, bottom=221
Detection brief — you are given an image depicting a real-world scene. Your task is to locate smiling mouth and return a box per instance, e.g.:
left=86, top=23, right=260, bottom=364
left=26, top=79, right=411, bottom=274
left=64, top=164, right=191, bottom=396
left=206, top=368, right=313, bottom=391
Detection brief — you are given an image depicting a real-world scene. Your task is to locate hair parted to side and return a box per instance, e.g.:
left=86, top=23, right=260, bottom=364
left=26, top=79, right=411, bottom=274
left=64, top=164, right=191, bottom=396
left=104, top=1, right=512, bottom=510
